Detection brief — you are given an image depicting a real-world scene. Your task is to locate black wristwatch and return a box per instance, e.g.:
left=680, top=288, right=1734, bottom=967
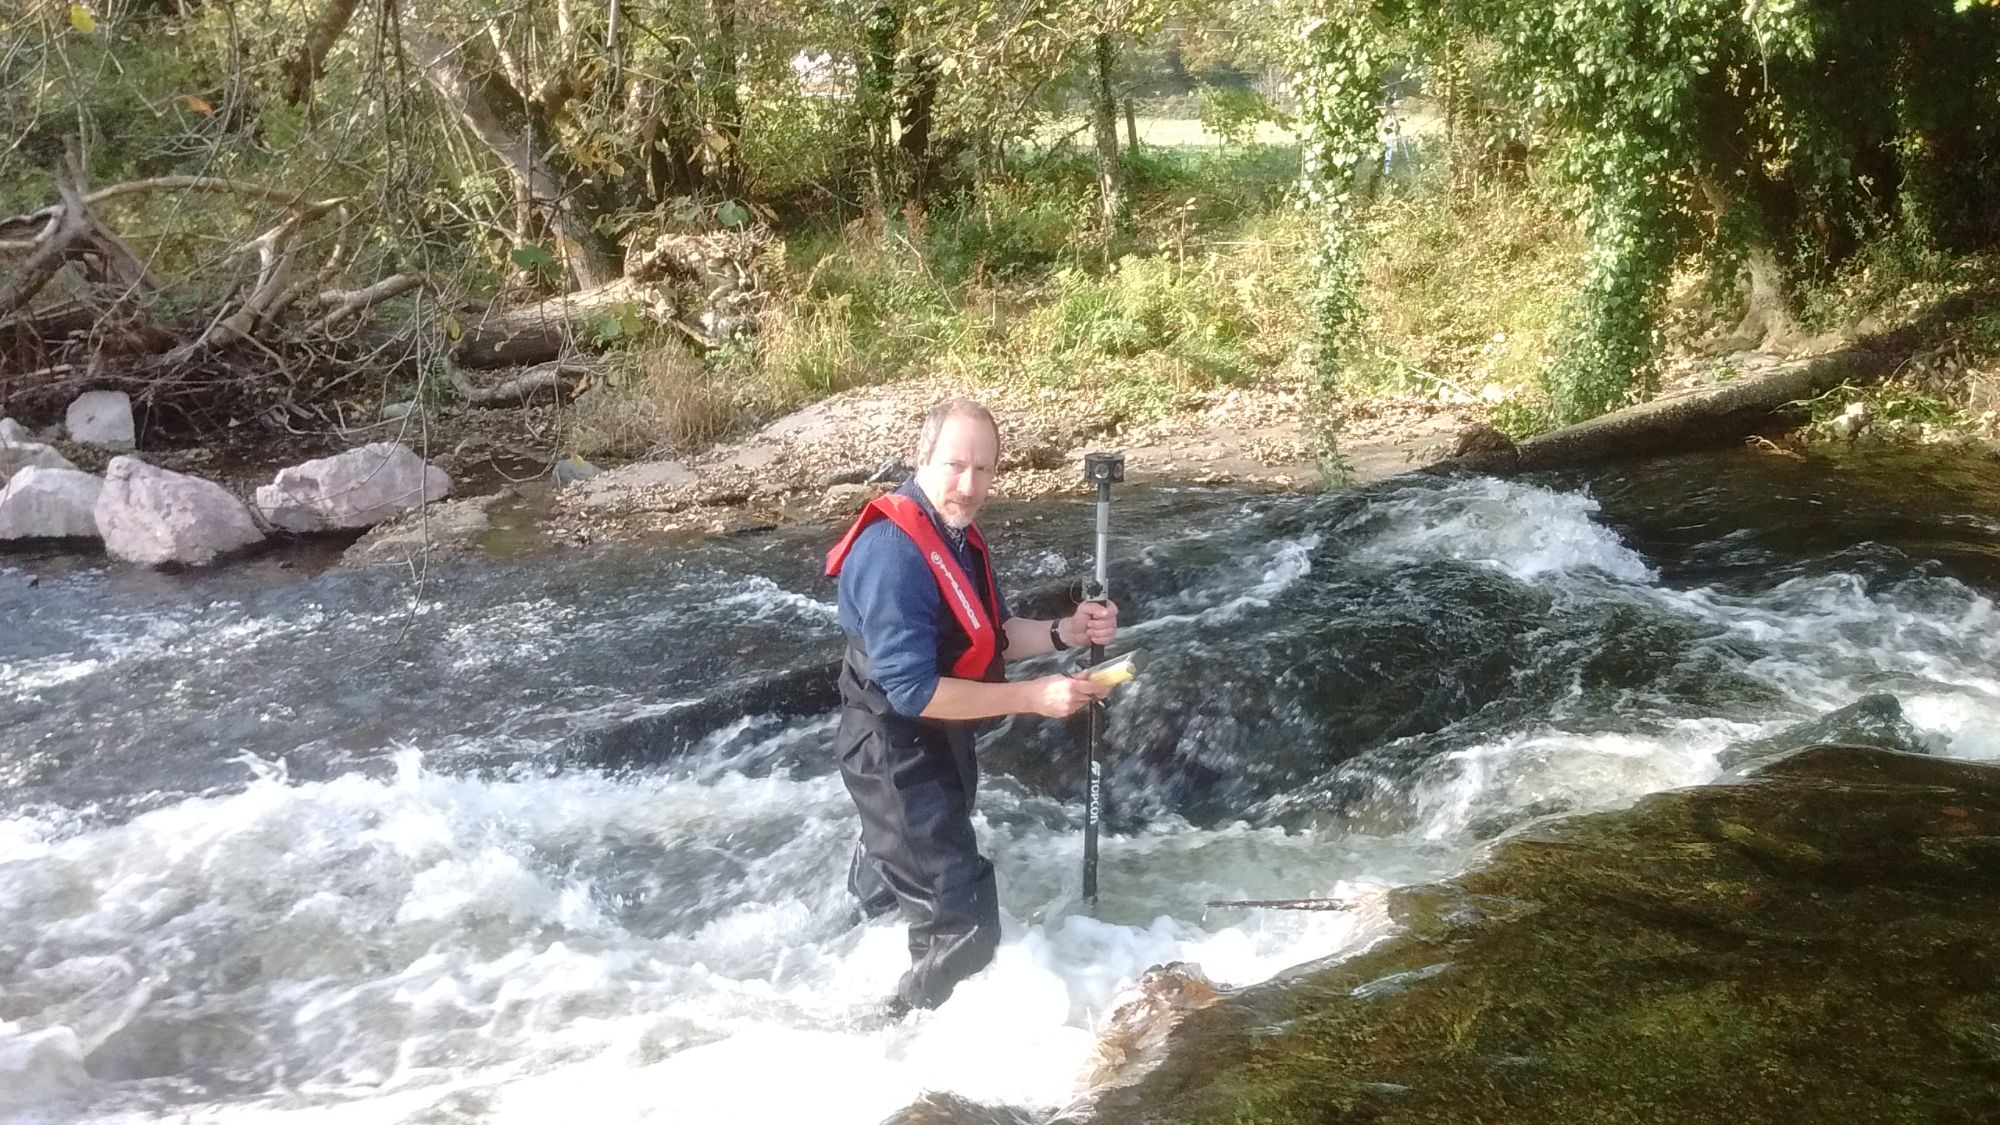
left=1049, top=619, right=1072, bottom=651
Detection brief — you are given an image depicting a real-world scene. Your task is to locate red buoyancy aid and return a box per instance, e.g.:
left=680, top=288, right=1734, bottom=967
left=826, top=492, right=1003, bottom=681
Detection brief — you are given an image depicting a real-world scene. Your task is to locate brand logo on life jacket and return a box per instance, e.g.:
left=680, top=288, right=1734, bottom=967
left=929, top=549, right=983, bottom=631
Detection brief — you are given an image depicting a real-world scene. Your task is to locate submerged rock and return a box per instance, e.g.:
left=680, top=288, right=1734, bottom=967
left=1093, top=745, right=2000, bottom=1124
left=1718, top=693, right=1938, bottom=770
left=340, top=489, right=514, bottom=567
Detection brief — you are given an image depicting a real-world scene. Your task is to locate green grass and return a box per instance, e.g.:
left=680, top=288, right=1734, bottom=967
left=1039, top=116, right=1298, bottom=148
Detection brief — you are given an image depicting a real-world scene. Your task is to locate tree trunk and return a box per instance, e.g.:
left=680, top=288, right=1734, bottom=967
left=704, top=0, right=742, bottom=192
left=1124, top=98, right=1139, bottom=152
left=1699, top=176, right=1802, bottom=352
left=403, top=24, right=621, bottom=290
left=860, top=4, right=902, bottom=212
left=281, top=0, right=361, bottom=105
left=899, top=54, right=938, bottom=209
left=1092, top=32, right=1122, bottom=237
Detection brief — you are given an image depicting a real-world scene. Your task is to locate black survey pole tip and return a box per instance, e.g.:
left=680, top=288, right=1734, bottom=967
left=1080, top=451, right=1123, bottom=909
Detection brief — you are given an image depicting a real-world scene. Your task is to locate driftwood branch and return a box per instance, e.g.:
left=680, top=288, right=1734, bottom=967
left=446, top=358, right=596, bottom=407
left=316, top=272, right=425, bottom=330
left=0, top=140, right=159, bottom=316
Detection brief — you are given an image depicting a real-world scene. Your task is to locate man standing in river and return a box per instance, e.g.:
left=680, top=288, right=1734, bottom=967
left=825, top=398, right=1119, bottom=1012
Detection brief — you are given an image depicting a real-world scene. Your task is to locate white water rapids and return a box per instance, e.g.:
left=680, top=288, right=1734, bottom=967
left=4, top=467, right=1999, bottom=1124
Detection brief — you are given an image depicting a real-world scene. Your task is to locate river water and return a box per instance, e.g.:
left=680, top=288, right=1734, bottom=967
left=3, top=447, right=1998, bottom=1123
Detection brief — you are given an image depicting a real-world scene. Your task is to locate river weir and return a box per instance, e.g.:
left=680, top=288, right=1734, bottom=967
left=4, top=447, right=2000, bottom=1123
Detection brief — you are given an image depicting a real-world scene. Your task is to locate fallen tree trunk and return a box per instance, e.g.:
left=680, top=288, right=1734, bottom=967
left=1442, top=326, right=1924, bottom=476
left=453, top=278, right=670, bottom=368
left=447, top=359, right=596, bottom=407
left=453, top=228, right=767, bottom=368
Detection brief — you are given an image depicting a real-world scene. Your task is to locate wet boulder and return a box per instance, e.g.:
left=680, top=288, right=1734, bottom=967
left=253, top=441, right=451, bottom=533
left=340, top=488, right=514, bottom=567
left=0, top=442, right=77, bottom=485
left=0, top=467, right=103, bottom=540
left=64, top=390, right=135, bottom=450
left=1090, top=745, right=2000, bottom=1124
left=95, top=457, right=264, bottom=566
left=1717, top=692, right=1937, bottom=771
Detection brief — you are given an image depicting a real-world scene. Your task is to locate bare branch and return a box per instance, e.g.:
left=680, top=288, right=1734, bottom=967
left=316, top=273, right=426, bottom=330
left=1, top=177, right=342, bottom=234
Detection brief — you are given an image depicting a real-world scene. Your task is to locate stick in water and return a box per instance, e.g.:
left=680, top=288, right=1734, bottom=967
left=1205, top=897, right=1357, bottom=911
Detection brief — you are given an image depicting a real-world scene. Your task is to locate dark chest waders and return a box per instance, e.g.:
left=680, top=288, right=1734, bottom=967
left=1081, top=451, right=1124, bottom=908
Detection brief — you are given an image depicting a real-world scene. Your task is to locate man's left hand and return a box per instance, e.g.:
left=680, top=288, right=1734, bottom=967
left=1062, top=600, right=1119, bottom=648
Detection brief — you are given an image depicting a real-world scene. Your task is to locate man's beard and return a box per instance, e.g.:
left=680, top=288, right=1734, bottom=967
left=939, top=500, right=975, bottom=531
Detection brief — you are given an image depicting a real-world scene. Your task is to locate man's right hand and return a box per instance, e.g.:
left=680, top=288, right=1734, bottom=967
left=1025, top=672, right=1109, bottom=717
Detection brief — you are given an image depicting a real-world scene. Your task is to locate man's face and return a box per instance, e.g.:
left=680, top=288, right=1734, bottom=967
left=914, top=414, right=998, bottom=530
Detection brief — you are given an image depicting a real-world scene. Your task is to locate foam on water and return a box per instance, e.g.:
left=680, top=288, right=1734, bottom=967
left=0, top=749, right=1395, bottom=1125
left=1409, top=719, right=1758, bottom=841
left=1129, top=533, right=1322, bottom=632
left=1351, top=477, right=1656, bottom=584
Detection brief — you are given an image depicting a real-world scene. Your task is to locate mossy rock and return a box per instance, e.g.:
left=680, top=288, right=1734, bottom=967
left=1094, top=745, right=2000, bottom=1125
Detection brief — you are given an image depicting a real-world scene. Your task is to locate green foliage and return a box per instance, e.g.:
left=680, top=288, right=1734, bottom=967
left=1021, top=243, right=1309, bottom=421
left=1797, top=227, right=1962, bottom=334
left=1796, top=381, right=1980, bottom=446
left=1355, top=173, right=1578, bottom=403
left=757, top=227, right=972, bottom=398
left=1283, top=0, right=2000, bottom=430
left=1279, top=3, right=1403, bottom=476
left=928, top=172, right=1100, bottom=278
left=1195, top=84, right=1282, bottom=148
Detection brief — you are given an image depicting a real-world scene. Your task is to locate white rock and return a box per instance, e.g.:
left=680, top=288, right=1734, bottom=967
left=253, top=441, right=451, bottom=533
left=0, top=418, right=31, bottom=443
left=0, top=441, right=77, bottom=484
left=568, top=459, right=697, bottom=510
left=95, top=457, right=264, bottom=566
left=0, top=467, right=103, bottom=539
left=65, top=390, right=136, bottom=450
left=0, top=1024, right=90, bottom=1118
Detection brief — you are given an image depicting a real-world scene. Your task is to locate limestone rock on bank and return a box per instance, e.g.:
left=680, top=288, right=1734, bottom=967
left=0, top=442, right=77, bottom=484
left=253, top=442, right=451, bottom=532
left=95, top=457, right=264, bottom=566
left=562, top=459, right=696, bottom=510
left=0, top=467, right=103, bottom=540
left=64, top=390, right=135, bottom=450
left=0, top=418, right=32, bottom=444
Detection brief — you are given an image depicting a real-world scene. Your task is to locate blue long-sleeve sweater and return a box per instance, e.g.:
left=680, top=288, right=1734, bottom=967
left=836, top=483, right=1009, bottom=717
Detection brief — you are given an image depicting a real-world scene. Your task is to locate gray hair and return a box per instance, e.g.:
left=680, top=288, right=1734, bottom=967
left=916, top=397, right=1001, bottom=463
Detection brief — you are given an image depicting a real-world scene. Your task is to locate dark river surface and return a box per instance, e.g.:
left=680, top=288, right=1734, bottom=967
left=2, top=446, right=1997, bottom=1123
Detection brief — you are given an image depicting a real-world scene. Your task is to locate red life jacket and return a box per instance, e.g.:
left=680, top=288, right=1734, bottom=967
left=826, top=492, right=1003, bottom=681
